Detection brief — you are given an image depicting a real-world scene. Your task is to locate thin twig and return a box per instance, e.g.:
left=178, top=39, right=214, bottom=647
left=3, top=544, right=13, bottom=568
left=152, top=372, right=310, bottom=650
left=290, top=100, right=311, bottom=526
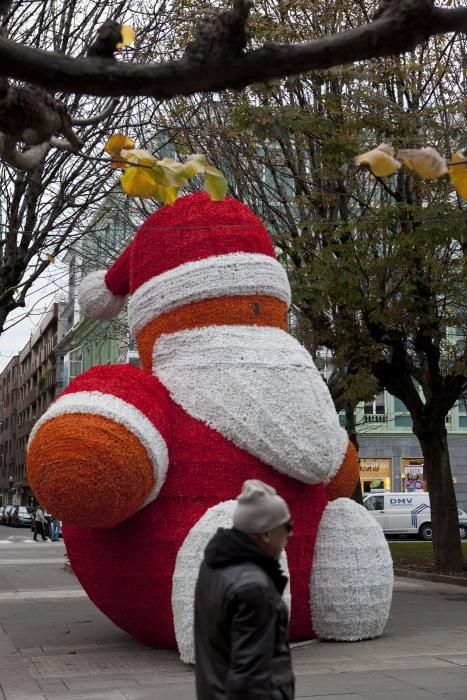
left=72, top=98, right=120, bottom=125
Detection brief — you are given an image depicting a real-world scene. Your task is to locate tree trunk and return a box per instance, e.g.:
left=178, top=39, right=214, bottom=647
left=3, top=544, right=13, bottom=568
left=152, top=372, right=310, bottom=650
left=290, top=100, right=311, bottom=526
left=344, top=401, right=359, bottom=451
left=0, top=303, right=12, bottom=337
left=344, top=402, right=363, bottom=505
left=350, top=478, right=363, bottom=505
left=414, top=424, right=464, bottom=573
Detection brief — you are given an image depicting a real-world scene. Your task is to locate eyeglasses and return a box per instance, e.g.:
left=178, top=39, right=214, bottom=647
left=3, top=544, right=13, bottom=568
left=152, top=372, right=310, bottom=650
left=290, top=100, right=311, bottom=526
left=283, top=521, right=293, bottom=534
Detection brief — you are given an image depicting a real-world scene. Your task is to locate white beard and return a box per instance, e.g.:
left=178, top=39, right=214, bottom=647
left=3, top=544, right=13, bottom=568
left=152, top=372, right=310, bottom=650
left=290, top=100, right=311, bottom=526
left=153, top=325, right=348, bottom=484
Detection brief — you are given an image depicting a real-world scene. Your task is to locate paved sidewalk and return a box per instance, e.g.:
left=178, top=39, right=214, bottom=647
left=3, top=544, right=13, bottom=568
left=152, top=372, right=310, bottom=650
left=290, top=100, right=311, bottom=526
left=0, top=534, right=467, bottom=699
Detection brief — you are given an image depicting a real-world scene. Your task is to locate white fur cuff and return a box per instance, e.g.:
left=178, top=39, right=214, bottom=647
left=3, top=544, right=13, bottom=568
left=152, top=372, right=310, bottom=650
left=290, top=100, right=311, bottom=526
left=28, top=390, right=168, bottom=508
left=311, top=498, right=393, bottom=641
left=172, top=500, right=290, bottom=664
left=78, top=270, right=127, bottom=320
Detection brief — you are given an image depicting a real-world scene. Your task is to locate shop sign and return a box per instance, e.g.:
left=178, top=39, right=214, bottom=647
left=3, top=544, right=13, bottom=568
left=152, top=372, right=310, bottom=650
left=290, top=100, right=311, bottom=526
left=404, top=465, right=424, bottom=492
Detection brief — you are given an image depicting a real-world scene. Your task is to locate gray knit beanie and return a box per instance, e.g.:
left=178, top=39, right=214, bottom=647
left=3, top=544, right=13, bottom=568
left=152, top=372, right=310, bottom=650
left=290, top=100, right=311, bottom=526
left=233, top=479, right=291, bottom=534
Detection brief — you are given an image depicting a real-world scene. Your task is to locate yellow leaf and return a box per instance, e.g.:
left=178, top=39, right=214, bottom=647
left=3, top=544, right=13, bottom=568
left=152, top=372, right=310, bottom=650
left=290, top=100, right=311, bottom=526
left=104, top=133, right=135, bottom=155
left=104, top=133, right=136, bottom=170
left=396, top=147, right=447, bottom=179
left=150, top=181, right=180, bottom=205
left=179, top=154, right=208, bottom=179
left=354, top=143, right=401, bottom=177
left=121, top=166, right=160, bottom=198
left=121, top=166, right=179, bottom=203
left=153, top=158, right=188, bottom=188
left=204, top=165, right=228, bottom=201
left=117, top=25, right=135, bottom=49
left=119, top=151, right=138, bottom=166
left=121, top=149, right=156, bottom=163
left=448, top=152, right=467, bottom=199
left=46, top=254, right=55, bottom=263
left=110, top=157, right=130, bottom=170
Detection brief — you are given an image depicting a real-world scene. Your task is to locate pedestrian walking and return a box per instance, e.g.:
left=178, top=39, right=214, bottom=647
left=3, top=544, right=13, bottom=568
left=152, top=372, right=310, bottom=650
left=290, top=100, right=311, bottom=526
left=50, top=515, right=61, bottom=541
left=33, top=506, right=48, bottom=541
left=194, top=479, right=295, bottom=700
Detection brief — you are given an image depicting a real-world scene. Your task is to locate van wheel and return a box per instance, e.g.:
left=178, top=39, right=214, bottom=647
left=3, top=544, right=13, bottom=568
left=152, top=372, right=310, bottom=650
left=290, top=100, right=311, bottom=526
left=460, top=526, right=467, bottom=540
left=419, top=523, right=433, bottom=541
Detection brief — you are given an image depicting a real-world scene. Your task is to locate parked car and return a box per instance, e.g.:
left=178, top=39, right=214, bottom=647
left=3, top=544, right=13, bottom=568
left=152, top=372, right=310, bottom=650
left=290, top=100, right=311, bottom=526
left=363, top=492, right=467, bottom=541
left=3, top=505, right=15, bottom=526
left=10, top=506, right=35, bottom=528
left=0, top=506, right=5, bottom=524
left=458, top=509, right=467, bottom=540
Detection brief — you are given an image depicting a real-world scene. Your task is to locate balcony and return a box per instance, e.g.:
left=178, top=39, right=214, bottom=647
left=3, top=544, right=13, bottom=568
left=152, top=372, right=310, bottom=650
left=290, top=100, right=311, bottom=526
left=17, top=419, right=36, bottom=439
left=37, top=368, right=56, bottom=393
left=363, top=414, right=388, bottom=424
left=21, top=389, right=37, bottom=407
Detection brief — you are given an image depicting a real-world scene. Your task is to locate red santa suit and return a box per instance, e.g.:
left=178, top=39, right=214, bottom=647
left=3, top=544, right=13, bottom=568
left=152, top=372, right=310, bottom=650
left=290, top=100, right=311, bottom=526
left=27, top=193, right=393, bottom=662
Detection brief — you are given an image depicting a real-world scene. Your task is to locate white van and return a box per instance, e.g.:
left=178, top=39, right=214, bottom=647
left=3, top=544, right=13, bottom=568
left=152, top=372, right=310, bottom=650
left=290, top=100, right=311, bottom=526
left=363, top=491, right=433, bottom=540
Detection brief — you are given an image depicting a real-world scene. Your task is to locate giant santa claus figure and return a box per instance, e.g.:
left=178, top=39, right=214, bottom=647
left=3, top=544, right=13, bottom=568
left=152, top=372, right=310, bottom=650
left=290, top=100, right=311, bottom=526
left=27, top=193, right=392, bottom=662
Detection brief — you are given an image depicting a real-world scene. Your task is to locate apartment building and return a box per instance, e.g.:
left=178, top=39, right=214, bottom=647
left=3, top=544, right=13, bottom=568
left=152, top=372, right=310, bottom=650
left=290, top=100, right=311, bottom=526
left=0, top=302, right=66, bottom=506
left=352, top=391, right=467, bottom=510
left=0, top=195, right=141, bottom=507
left=54, top=194, right=140, bottom=391
left=0, top=356, right=19, bottom=504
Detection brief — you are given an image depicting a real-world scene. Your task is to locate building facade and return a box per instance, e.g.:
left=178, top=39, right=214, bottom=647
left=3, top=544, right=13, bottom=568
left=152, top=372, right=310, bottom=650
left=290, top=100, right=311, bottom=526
left=0, top=356, right=19, bottom=504
left=0, top=195, right=140, bottom=507
left=54, top=195, right=141, bottom=391
left=0, top=302, right=66, bottom=506
left=354, top=391, right=467, bottom=511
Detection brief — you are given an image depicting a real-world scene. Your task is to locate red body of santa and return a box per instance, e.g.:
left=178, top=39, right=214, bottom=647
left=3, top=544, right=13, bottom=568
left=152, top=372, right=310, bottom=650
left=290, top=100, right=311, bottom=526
left=27, top=193, right=393, bottom=659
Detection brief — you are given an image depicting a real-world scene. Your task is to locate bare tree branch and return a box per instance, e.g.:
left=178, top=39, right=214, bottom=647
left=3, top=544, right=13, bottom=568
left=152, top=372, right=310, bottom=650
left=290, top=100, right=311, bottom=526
left=72, top=98, right=120, bottom=126
left=0, top=2, right=465, bottom=99
left=0, top=0, right=174, bottom=333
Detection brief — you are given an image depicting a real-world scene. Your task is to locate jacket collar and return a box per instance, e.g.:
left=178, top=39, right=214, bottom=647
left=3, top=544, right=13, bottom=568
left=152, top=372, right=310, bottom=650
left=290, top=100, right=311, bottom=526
left=204, top=527, right=288, bottom=595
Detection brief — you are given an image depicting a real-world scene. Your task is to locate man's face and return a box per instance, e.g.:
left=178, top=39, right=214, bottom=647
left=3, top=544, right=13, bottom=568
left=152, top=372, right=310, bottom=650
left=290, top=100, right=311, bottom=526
left=259, top=521, right=293, bottom=559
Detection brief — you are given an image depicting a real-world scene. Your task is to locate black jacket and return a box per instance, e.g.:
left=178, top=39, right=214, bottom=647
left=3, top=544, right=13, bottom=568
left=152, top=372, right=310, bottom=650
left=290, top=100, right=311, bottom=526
left=194, top=527, right=294, bottom=700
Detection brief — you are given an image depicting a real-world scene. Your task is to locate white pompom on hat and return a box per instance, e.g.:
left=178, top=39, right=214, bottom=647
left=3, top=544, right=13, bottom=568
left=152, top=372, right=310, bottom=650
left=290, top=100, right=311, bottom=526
left=233, top=479, right=291, bottom=534
left=78, top=270, right=127, bottom=320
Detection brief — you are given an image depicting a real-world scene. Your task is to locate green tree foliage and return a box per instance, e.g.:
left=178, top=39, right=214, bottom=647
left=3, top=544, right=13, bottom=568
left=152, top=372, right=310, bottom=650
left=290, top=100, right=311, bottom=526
left=159, top=0, right=466, bottom=572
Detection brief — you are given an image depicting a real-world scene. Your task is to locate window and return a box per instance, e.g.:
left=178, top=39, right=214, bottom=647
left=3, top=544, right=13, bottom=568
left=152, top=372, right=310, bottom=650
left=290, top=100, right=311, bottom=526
left=394, top=396, right=408, bottom=412
left=364, top=391, right=385, bottom=415
left=364, top=495, right=384, bottom=511
left=63, top=347, right=83, bottom=387
left=128, top=355, right=141, bottom=368
left=395, top=415, right=413, bottom=428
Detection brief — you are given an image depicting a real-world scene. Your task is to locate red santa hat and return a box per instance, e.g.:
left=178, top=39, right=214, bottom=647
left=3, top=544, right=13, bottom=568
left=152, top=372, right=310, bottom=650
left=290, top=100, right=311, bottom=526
left=78, top=193, right=291, bottom=336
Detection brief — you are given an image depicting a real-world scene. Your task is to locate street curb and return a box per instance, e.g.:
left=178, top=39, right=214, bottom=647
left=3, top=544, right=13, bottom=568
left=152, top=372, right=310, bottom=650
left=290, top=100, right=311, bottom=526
left=63, top=561, right=467, bottom=584
left=62, top=562, right=467, bottom=586
left=61, top=563, right=467, bottom=585
left=395, top=568, right=467, bottom=587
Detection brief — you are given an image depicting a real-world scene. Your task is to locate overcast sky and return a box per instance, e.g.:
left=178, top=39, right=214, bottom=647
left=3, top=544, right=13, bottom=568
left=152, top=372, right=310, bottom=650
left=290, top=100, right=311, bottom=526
left=0, top=262, right=68, bottom=373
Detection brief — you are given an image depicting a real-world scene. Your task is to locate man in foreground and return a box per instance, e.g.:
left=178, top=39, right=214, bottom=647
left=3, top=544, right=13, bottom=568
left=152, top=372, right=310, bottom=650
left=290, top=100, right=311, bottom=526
left=194, top=479, right=295, bottom=700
